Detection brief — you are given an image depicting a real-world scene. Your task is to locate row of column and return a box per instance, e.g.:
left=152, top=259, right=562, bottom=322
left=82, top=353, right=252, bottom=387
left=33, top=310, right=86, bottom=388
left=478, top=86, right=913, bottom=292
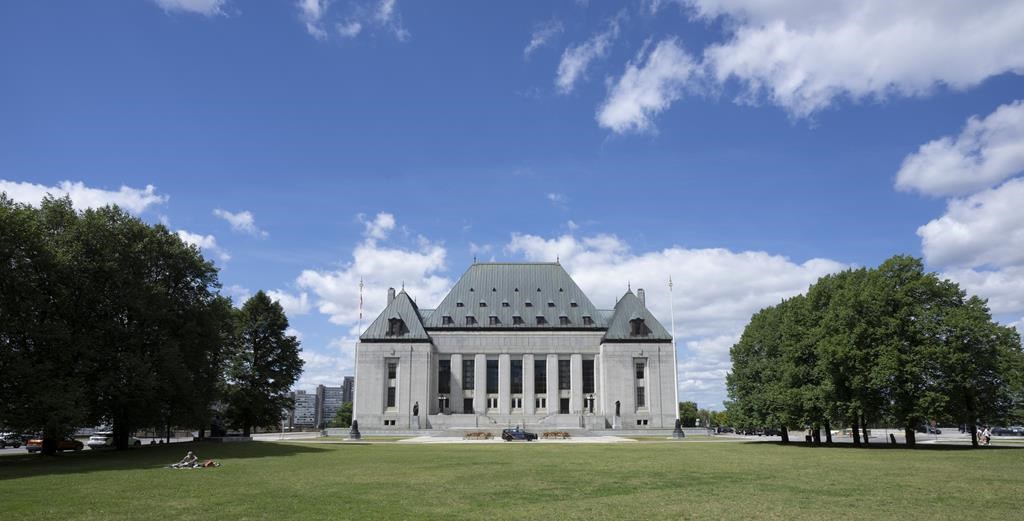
left=444, top=353, right=596, bottom=415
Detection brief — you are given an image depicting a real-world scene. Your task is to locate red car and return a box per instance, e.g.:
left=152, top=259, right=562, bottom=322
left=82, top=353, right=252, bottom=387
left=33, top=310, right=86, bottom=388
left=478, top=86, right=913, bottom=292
left=25, top=437, right=84, bottom=453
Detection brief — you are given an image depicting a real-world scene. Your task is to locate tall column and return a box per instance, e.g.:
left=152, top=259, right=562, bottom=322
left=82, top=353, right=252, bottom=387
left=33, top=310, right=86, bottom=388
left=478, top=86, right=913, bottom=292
left=450, top=354, right=463, bottom=413
left=546, top=354, right=559, bottom=414
left=523, top=354, right=536, bottom=415
left=594, top=355, right=602, bottom=415
left=498, top=354, right=511, bottom=415
left=474, top=354, right=486, bottom=414
left=570, top=353, right=583, bottom=415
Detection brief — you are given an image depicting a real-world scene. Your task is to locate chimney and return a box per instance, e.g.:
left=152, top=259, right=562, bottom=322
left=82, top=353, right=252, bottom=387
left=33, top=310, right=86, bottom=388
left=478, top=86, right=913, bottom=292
left=387, top=287, right=396, bottom=305
left=637, top=288, right=645, bottom=306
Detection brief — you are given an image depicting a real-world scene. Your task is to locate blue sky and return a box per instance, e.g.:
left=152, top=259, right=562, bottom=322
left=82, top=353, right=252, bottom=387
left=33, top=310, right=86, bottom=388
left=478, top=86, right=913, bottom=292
left=3, top=1, right=1024, bottom=409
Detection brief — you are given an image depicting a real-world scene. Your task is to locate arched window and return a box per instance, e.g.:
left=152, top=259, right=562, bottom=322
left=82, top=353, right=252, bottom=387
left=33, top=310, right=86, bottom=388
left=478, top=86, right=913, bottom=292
left=387, top=317, right=405, bottom=336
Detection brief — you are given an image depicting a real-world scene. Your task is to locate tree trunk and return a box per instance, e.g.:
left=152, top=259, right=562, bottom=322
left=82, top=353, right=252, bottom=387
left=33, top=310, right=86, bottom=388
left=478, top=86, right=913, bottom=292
left=780, top=426, right=789, bottom=444
left=243, top=424, right=251, bottom=437
left=41, top=426, right=58, bottom=456
left=812, top=424, right=821, bottom=444
left=198, top=428, right=206, bottom=440
left=824, top=421, right=833, bottom=444
left=852, top=418, right=862, bottom=446
left=860, top=415, right=869, bottom=445
left=905, top=426, right=916, bottom=447
left=113, top=422, right=130, bottom=450
left=970, top=422, right=978, bottom=448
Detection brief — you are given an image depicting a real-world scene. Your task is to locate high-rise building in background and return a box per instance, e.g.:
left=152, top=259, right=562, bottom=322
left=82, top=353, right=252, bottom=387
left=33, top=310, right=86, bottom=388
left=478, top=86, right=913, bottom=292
left=342, top=376, right=354, bottom=404
left=316, top=384, right=344, bottom=428
left=289, top=390, right=317, bottom=428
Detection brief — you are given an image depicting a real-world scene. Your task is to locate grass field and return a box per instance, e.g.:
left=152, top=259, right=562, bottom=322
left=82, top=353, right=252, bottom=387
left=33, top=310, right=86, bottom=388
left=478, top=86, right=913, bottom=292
left=2, top=440, right=1022, bottom=520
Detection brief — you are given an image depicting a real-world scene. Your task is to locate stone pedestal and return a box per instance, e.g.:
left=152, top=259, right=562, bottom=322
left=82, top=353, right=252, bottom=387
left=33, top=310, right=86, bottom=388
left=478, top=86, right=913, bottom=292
left=612, top=416, right=621, bottom=430
left=348, top=420, right=361, bottom=440
left=412, top=416, right=421, bottom=430
left=672, top=418, right=685, bottom=439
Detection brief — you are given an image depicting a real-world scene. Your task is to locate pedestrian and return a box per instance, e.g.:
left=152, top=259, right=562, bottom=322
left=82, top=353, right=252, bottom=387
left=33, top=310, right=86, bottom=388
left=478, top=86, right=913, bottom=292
left=982, top=426, right=991, bottom=446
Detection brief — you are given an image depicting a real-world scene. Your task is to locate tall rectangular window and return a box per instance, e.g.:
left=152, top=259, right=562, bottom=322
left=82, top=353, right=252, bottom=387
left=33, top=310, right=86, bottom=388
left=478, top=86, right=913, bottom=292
left=387, top=387, right=396, bottom=408
left=486, top=360, right=499, bottom=394
left=463, top=359, right=475, bottom=389
left=558, top=359, right=570, bottom=390
left=582, top=359, right=595, bottom=394
left=386, top=358, right=398, bottom=409
left=511, top=360, right=523, bottom=394
left=388, top=360, right=397, bottom=380
left=438, top=360, right=451, bottom=394
left=534, top=360, right=547, bottom=393
left=634, top=359, right=647, bottom=409
left=635, top=386, right=646, bottom=408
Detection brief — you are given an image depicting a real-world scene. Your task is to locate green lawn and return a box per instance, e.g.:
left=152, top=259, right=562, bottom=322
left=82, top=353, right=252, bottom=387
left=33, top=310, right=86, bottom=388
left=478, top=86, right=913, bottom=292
left=1, top=440, right=1021, bottom=520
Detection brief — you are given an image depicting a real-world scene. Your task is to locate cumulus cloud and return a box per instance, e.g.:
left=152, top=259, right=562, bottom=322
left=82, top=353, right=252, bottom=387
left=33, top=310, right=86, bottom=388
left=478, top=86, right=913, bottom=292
left=373, top=0, right=410, bottom=41
left=524, top=20, right=564, bottom=59
left=0, top=179, right=167, bottom=214
left=940, top=267, right=1024, bottom=317
left=213, top=208, right=268, bottom=237
left=298, top=0, right=330, bottom=40
left=896, top=100, right=1024, bottom=197
left=223, top=284, right=252, bottom=304
left=917, top=178, right=1024, bottom=269
left=506, top=232, right=847, bottom=407
left=597, top=38, right=697, bottom=134
left=296, top=335, right=358, bottom=390
left=555, top=15, right=621, bottom=94
left=267, top=290, right=312, bottom=316
left=337, top=20, right=363, bottom=38
left=297, top=212, right=451, bottom=325
left=153, top=0, right=226, bottom=16
left=689, top=0, right=1024, bottom=118
left=176, top=229, right=231, bottom=262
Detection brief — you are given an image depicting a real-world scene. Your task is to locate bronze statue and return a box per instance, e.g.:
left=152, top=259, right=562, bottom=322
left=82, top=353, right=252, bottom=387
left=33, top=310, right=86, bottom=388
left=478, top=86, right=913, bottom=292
left=615, top=400, right=620, bottom=417
left=413, top=401, right=419, bottom=417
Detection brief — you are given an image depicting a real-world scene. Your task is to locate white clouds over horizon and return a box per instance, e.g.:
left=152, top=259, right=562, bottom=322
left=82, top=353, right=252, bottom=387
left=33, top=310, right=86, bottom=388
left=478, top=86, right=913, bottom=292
left=506, top=232, right=847, bottom=407
left=176, top=229, right=231, bottom=262
left=0, top=179, right=168, bottom=214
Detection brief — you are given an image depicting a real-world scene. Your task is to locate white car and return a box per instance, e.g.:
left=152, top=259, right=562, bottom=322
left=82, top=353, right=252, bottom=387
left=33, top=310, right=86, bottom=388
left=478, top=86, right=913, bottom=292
left=86, top=432, right=142, bottom=449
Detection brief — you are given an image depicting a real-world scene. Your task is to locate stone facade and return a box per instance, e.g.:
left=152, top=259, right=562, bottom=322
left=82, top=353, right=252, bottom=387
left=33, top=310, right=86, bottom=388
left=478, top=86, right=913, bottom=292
left=353, top=263, right=677, bottom=432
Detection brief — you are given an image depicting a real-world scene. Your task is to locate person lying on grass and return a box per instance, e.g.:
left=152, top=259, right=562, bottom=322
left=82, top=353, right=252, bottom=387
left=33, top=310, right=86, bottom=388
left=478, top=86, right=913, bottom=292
left=169, top=451, right=221, bottom=468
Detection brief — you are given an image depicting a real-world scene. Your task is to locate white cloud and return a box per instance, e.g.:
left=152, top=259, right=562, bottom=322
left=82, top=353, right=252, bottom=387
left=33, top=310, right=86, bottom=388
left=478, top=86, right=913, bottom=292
left=0, top=179, right=167, bottom=214
left=373, top=0, right=409, bottom=41
left=555, top=16, right=621, bottom=94
left=941, top=267, right=1024, bottom=317
left=896, top=100, right=1024, bottom=197
left=153, top=0, right=226, bottom=16
left=917, top=177, right=1024, bottom=269
left=223, top=284, right=252, bottom=304
left=296, top=336, right=356, bottom=390
left=337, top=20, right=363, bottom=38
left=298, top=0, right=330, bottom=40
left=176, top=229, right=231, bottom=262
left=286, top=327, right=304, bottom=342
left=524, top=20, right=564, bottom=59
left=297, top=213, right=451, bottom=325
left=687, top=0, right=1024, bottom=118
left=358, top=212, right=396, bottom=242
left=267, top=290, right=312, bottom=316
left=546, top=192, right=567, bottom=204
left=597, top=38, right=697, bottom=134
left=213, top=208, right=267, bottom=237
left=506, top=232, right=847, bottom=408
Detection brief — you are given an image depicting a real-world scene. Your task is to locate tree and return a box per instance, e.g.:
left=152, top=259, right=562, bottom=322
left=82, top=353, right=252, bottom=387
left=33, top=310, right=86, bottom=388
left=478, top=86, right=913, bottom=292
left=678, top=401, right=699, bottom=427
left=332, top=402, right=353, bottom=428
left=224, top=291, right=304, bottom=436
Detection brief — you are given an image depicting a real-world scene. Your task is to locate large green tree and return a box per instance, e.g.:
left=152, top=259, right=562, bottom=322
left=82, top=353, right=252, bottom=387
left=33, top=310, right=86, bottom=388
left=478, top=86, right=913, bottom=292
left=224, top=291, right=304, bottom=436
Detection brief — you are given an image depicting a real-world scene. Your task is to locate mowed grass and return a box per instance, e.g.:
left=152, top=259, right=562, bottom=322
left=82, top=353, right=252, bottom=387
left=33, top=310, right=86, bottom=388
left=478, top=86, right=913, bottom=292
left=1, top=440, right=1022, bottom=520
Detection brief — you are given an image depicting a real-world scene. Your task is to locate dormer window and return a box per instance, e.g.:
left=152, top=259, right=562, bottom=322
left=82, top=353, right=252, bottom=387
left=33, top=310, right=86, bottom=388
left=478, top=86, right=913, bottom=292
left=479, top=301, right=487, bottom=307
left=466, top=316, right=477, bottom=326
left=387, top=317, right=405, bottom=336
left=489, top=316, right=500, bottom=326
left=547, top=301, right=555, bottom=307
left=536, top=315, right=547, bottom=325
left=456, top=301, right=464, bottom=307
left=582, top=315, right=594, bottom=325
left=570, top=301, right=578, bottom=308
left=513, top=315, right=524, bottom=325
left=524, top=301, right=533, bottom=307
left=559, top=316, right=570, bottom=326
left=629, top=318, right=647, bottom=336
left=501, top=300, right=510, bottom=307
left=442, top=315, right=454, bottom=325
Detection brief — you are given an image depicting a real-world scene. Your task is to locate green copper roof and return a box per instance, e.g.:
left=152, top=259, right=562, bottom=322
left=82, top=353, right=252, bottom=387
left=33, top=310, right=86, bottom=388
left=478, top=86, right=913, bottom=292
left=359, top=290, right=431, bottom=342
left=422, top=262, right=607, bottom=330
left=602, top=290, right=673, bottom=342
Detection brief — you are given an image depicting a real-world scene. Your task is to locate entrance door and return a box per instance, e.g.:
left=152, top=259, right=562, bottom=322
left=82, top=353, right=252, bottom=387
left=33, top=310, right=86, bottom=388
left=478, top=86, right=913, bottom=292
left=559, top=398, right=570, bottom=414
left=464, top=398, right=474, bottom=413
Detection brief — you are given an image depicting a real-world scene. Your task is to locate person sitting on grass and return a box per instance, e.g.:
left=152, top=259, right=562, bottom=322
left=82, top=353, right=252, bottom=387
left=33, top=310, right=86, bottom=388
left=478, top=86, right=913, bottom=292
left=171, top=451, right=198, bottom=468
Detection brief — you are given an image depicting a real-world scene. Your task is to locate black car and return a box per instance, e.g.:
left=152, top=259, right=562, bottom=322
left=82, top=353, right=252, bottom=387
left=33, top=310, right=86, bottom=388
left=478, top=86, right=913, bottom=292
left=916, top=424, right=941, bottom=434
left=991, top=427, right=1016, bottom=436
left=501, top=428, right=537, bottom=442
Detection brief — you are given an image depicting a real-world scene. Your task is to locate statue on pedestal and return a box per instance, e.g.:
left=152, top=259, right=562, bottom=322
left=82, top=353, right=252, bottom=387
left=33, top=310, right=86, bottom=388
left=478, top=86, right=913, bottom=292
left=349, top=419, right=361, bottom=440
left=413, top=401, right=419, bottom=417
left=615, top=400, right=621, bottom=417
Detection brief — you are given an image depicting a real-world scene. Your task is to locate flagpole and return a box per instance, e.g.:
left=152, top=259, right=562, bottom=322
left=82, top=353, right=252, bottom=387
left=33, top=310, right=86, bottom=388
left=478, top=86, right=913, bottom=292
left=670, top=276, right=680, bottom=420
left=352, top=278, right=363, bottom=425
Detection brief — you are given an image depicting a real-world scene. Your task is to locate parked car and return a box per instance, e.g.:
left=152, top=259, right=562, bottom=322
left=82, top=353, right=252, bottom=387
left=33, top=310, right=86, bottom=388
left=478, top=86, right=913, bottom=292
left=916, top=424, right=941, bottom=434
left=25, top=437, right=84, bottom=453
left=501, top=427, right=538, bottom=442
left=990, top=426, right=1020, bottom=436
left=86, top=432, right=142, bottom=449
left=1, top=433, right=23, bottom=448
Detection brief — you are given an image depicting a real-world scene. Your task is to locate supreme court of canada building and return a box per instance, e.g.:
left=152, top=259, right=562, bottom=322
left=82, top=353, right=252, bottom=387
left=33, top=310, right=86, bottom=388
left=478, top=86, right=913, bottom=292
left=353, top=262, right=678, bottom=432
